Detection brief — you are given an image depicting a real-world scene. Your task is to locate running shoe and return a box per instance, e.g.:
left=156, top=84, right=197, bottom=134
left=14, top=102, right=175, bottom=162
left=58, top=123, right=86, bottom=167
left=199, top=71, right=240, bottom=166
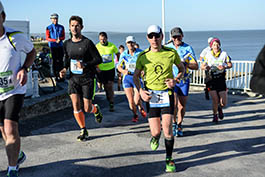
left=140, top=109, right=147, bottom=118
left=177, top=124, right=183, bottom=137
left=6, top=169, right=18, bottom=177
left=212, top=114, right=218, bottom=123
left=218, top=106, right=224, bottom=120
left=94, top=104, right=103, bottom=123
left=77, top=129, right=89, bottom=141
left=150, top=137, right=159, bottom=151
left=132, top=115, right=139, bottom=122
left=16, top=151, right=26, bottom=171
left=109, top=103, right=114, bottom=112
left=165, top=157, right=176, bottom=173
left=172, top=123, right=177, bottom=137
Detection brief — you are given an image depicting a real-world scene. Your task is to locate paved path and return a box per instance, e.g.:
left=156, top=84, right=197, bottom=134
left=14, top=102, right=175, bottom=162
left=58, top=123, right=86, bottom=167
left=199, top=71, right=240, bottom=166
left=1, top=90, right=265, bottom=177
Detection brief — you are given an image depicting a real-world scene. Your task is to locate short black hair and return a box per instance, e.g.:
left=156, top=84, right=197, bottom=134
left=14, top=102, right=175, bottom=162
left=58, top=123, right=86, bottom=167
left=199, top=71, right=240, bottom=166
left=99, top=32, right=108, bottom=38
left=69, top=15, right=83, bottom=27
left=119, top=45, right=124, bottom=49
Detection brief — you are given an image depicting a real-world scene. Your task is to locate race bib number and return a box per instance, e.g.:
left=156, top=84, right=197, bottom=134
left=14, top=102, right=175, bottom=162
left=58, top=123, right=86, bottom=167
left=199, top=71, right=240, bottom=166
left=102, top=54, right=112, bottom=63
left=149, top=90, right=170, bottom=108
left=70, top=59, right=83, bottom=74
left=126, top=63, right=136, bottom=71
left=0, top=71, right=14, bottom=93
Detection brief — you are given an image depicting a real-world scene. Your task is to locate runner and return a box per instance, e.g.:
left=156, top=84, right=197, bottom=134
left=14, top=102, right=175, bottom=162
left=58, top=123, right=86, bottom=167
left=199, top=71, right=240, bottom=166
left=116, top=45, right=125, bottom=91
left=117, top=36, right=147, bottom=122
left=59, top=15, right=103, bottom=141
left=0, top=1, right=36, bottom=176
left=201, top=37, right=232, bottom=123
left=200, top=37, right=214, bottom=100
left=166, top=27, right=198, bottom=137
left=96, top=32, right=119, bottom=112
left=199, top=37, right=213, bottom=61
left=133, top=25, right=184, bottom=172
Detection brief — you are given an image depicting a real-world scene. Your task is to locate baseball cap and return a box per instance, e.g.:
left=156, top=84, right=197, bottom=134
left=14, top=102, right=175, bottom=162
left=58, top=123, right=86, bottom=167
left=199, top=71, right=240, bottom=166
left=0, top=1, right=4, bottom=14
left=126, top=36, right=136, bottom=43
left=147, top=25, right=162, bottom=35
left=50, top=13, right=59, bottom=19
left=170, top=27, right=183, bottom=37
left=208, top=37, right=214, bottom=44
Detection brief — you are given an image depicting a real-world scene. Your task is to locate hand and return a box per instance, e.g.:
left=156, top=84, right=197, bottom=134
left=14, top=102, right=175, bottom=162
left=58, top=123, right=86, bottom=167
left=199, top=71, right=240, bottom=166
left=217, top=65, right=225, bottom=71
left=59, top=68, right=67, bottom=78
left=123, top=69, right=128, bottom=75
left=56, top=38, right=60, bottom=43
left=140, top=89, right=152, bottom=102
left=17, top=69, right=27, bottom=86
left=165, top=78, right=176, bottom=89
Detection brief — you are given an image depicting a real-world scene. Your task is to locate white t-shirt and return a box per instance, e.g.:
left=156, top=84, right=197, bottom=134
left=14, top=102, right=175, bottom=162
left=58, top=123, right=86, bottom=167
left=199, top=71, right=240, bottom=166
left=0, top=27, right=34, bottom=100
left=200, top=46, right=211, bottom=58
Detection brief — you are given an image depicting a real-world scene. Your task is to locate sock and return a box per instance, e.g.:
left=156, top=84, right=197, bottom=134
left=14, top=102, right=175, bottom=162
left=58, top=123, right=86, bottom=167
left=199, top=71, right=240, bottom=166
left=8, top=166, right=16, bottom=172
left=165, top=137, right=174, bottom=158
left=90, top=104, right=98, bottom=114
left=73, top=110, right=85, bottom=128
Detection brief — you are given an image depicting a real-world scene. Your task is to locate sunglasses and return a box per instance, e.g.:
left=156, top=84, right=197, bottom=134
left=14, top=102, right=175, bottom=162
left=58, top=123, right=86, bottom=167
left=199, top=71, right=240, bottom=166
left=172, top=35, right=181, bottom=39
left=147, top=33, right=161, bottom=39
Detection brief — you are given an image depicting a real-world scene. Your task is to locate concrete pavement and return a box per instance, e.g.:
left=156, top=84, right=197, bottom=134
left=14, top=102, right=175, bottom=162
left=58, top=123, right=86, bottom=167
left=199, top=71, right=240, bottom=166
left=1, top=85, right=265, bottom=177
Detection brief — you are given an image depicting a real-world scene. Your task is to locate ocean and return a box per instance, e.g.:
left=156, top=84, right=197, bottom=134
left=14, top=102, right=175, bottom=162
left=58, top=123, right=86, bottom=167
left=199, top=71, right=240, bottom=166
left=34, top=30, right=265, bottom=61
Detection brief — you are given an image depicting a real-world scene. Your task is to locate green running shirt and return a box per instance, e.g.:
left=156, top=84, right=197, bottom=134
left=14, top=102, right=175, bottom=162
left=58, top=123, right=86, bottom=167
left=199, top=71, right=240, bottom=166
left=136, top=46, right=181, bottom=90
left=96, top=42, right=118, bottom=71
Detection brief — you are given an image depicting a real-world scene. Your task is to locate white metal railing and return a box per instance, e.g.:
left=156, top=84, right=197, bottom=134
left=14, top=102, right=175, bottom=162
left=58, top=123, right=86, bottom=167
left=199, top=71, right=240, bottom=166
left=190, top=60, right=255, bottom=92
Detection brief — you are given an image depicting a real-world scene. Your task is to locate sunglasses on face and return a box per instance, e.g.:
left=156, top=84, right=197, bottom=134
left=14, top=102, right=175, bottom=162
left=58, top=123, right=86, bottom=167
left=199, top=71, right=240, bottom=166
left=147, top=33, right=161, bottom=39
left=172, top=35, right=181, bottom=39
left=127, top=41, right=135, bottom=44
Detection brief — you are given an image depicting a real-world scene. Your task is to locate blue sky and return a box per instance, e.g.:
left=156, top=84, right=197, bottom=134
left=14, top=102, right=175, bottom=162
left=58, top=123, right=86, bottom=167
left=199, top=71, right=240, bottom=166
left=2, top=0, right=265, bottom=33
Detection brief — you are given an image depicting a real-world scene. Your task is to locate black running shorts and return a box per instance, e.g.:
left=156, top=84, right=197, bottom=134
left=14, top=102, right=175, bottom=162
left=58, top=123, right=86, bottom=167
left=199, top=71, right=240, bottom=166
left=68, top=76, right=96, bottom=100
left=97, top=68, right=115, bottom=84
left=0, top=94, right=25, bottom=125
left=148, top=90, right=174, bottom=118
left=206, top=76, right=227, bottom=92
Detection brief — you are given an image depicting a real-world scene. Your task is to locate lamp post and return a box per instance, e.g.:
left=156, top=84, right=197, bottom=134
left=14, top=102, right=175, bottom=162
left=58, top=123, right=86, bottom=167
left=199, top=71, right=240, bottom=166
left=162, top=0, right=165, bottom=44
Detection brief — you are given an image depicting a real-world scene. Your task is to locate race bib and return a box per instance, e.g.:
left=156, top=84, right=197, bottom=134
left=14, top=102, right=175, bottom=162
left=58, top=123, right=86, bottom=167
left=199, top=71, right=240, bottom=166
left=149, top=90, right=170, bottom=108
left=0, top=71, right=14, bottom=93
left=102, top=54, right=112, bottom=63
left=127, top=63, right=136, bottom=71
left=70, top=59, right=83, bottom=74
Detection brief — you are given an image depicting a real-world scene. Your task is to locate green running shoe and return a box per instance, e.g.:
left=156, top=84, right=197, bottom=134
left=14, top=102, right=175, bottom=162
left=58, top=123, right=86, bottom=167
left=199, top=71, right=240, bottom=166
left=150, top=137, right=159, bottom=151
left=6, top=169, right=18, bottom=177
left=94, top=104, right=103, bottom=123
left=165, top=157, right=176, bottom=173
left=16, top=151, right=26, bottom=171
left=77, top=129, right=89, bottom=141
left=109, top=103, right=114, bottom=112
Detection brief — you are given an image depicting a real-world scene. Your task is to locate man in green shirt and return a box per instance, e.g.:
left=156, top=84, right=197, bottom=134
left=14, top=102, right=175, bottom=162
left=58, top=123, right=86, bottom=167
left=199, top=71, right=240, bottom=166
left=96, top=32, right=119, bottom=112
left=133, top=25, right=184, bottom=173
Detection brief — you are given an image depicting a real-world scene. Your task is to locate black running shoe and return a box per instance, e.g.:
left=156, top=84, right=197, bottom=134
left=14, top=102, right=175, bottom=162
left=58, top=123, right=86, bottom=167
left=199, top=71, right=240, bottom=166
left=109, top=103, right=114, bottom=112
left=94, top=104, right=103, bottom=123
left=218, top=106, right=224, bottom=120
left=212, top=114, right=218, bottom=123
left=77, top=129, right=89, bottom=141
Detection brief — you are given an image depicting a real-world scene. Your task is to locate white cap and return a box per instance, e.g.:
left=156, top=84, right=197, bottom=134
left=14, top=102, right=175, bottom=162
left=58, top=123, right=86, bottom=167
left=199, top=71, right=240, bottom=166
left=147, top=25, right=161, bottom=35
left=208, top=37, right=214, bottom=44
left=125, top=36, right=136, bottom=43
left=0, top=1, right=4, bottom=14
